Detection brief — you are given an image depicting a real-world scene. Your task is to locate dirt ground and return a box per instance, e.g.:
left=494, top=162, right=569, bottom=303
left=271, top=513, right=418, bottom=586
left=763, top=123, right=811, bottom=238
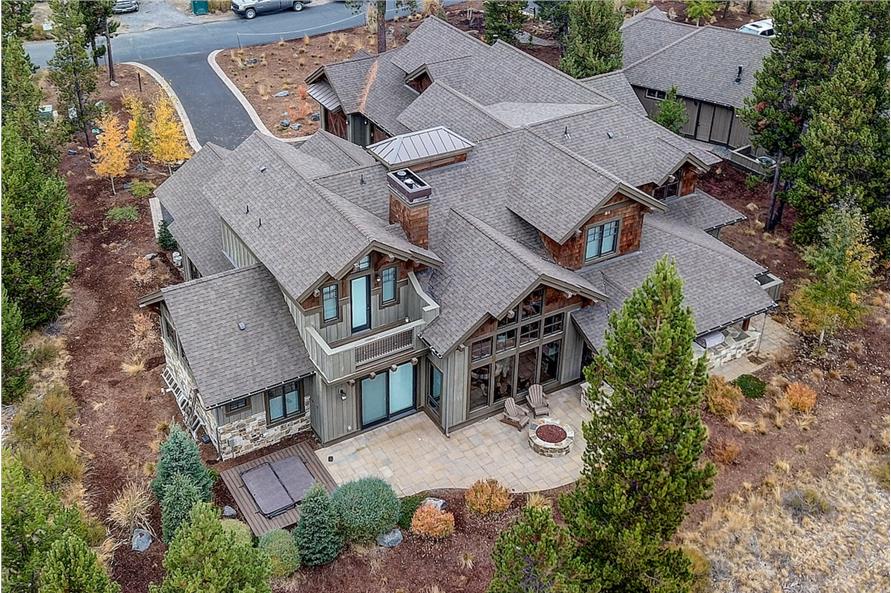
left=56, top=65, right=189, bottom=593
left=651, top=0, right=770, bottom=29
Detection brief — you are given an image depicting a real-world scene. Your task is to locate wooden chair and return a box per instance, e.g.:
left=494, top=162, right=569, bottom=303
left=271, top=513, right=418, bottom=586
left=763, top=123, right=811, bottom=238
left=501, top=398, right=529, bottom=431
left=527, top=384, right=549, bottom=417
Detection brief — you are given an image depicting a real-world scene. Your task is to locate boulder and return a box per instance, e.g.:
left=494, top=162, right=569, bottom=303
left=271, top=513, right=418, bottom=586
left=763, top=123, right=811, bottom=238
left=310, top=112, right=320, bottom=122
left=376, top=528, right=403, bottom=548
left=222, top=505, right=237, bottom=518
left=143, top=253, right=158, bottom=261
left=279, top=119, right=291, bottom=128
left=289, top=123, right=302, bottom=131
left=422, top=497, right=446, bottom=511
left=131, top=528, right=152, bottom=553
left=274, top=90, right=290, bottom=98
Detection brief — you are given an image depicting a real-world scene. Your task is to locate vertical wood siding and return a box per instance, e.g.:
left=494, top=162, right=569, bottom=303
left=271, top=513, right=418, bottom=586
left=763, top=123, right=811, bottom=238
left=220, top=220, right=258, bottom=268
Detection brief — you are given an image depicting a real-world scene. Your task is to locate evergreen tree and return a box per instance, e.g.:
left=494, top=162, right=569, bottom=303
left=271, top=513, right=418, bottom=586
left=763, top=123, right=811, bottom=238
left=161, top=473, right=202, bottom=544
left=653, top=86, right=688, bottom=134
left=685, top=0, right=718, bottom=26
left=157, top=219, right=178, bottom=251
left=790, top=203, right=876, bottom=344
left=2, top=287, right=30, bottom=404
left=2, top=125, right=74, bottom=329
left=38, top=530, right=119, bottom=593
left=559, top=257, right=715, bottom=592
left=151, top=502, right=271, bottom=593
left=488, top=505, right=585, bottom=593
left=293, top=483, right=342, bottom=566
left=93, top=112, right=131, bottom=194
left=536, top=0, right=570, bottom=48
left=483, top=1, right=526, bottom=45
left=559, top=0, right=623, bottom=78
left=47, top=0, right=98, bottom=149
left=151, top=425, right=214, bottom=502
left=149, top=94, right=190, bottom=174
left=77, top=0, right=114, bottom=67
left=2, top=0, right=36, bottom=40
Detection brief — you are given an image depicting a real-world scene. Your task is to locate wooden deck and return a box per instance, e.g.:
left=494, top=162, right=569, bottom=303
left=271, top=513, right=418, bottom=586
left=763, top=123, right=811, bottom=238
left=220, top=441, right=337, bottom=536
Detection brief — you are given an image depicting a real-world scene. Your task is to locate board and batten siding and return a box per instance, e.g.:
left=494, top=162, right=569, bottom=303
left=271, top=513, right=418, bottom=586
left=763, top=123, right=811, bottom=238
left=439, top=346, right=469, bottom=431
left=560, top=320, right=586, bottom=385
left=310, top=373, right=358, bottom=443
left=220, top=220, right=257, bottom=268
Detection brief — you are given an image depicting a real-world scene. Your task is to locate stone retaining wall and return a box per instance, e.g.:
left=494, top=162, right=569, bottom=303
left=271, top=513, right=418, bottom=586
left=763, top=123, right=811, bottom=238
left=217, top=409, right=312, bottom=459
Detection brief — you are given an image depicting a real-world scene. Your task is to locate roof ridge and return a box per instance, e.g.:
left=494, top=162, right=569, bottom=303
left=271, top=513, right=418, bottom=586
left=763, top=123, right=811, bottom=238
left=624, top=24, right=704, bottom=69
left=646, top=215, right=765, bottom=269
left=451, top=209, right=548, bottom=276
left=416, top=15, right=491, bottom=48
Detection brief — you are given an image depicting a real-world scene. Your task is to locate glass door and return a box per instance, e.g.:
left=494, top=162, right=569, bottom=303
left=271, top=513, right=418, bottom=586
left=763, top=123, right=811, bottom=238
left=359, top=362, right=416, bottom=428
left=350, top=275, right=371, bottom=332
left=360, top=373, right=387, bottom=427
left=389, top=363, right=414, bottom=415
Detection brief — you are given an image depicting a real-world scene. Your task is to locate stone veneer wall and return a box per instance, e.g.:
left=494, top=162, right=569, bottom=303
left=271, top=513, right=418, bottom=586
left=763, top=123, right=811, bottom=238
left=217, top=405, right=312, bottom=460
left=702, top=328, right=761, bottom=369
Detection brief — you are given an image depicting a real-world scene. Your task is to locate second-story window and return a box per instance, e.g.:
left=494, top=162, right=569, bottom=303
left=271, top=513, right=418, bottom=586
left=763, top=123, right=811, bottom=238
left=322, top=283, right=339, bottom=323
left=381, top=266, right=398, bottom=305
left=585, top=220, right=620, bottom=262
left=654, top=178, right=680, bottom=200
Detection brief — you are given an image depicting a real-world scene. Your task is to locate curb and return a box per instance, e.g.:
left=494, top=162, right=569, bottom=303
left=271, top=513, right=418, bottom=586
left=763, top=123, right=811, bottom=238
left=207, top=49, right=307, bottom=145
left=122, top=61, right=202, bottom=152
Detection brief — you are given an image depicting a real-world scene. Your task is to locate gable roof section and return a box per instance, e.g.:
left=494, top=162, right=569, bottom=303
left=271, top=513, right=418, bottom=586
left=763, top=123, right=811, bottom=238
left=620, top=8, right=696, bottom=65
left=367, top=126, right=474, bottom=168
left=391, top=17, right=489, bottom=74
left=307, top=54, right=376, bottom=114
left=306, top=81, right=341, bottom=111
left=161, top=264, right=314, bottom=408
left=580, top=70, right=647, bottom=117
left=662, top=190, right=746, bottom=232
left=297, top=130, right=377, bottom=171
left=421, top=210, right=605, bottom=354
left=396, top=81, right=510, bottom=142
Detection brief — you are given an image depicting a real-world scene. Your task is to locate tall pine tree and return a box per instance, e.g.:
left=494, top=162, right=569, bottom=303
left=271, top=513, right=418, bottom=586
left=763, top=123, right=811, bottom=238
left=559, top=257, right=715, bottom=592
left=483, top=1, right=526, bottom=45
left=559, top=0, right=623, bottom=78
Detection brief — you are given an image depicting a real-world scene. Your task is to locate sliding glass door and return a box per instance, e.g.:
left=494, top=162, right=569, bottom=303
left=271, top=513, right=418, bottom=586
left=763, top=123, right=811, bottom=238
left=359, top=362, right=416, bottom=428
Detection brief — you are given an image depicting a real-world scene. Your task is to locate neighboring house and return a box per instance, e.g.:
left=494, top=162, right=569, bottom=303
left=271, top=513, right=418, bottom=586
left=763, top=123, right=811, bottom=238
left=617, top=7, right=771, bottom=148
left=141, top=17, right=780, bottom=460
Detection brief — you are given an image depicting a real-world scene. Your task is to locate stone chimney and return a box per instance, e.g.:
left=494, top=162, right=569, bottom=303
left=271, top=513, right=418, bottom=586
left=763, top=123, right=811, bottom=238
left=387, top=169, right=431, bottom=249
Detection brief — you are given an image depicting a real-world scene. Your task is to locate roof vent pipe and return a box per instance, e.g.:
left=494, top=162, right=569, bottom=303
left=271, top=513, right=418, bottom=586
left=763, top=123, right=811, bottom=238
left=563, top=125, right=571, bottom=141
left=259, top=165, right=267, bottom=173
left=735, top=65, right=743, bottom=83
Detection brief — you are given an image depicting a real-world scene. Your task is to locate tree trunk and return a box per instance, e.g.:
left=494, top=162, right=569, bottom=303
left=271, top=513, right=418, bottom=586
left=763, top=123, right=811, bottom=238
left=766, top=149, right=783, bottom=230
left=89, top=37, right=99, bottom=68
left=111, top=176, right=116, bottom=195
left=722, top=1, right=731, bottom=19
left=104, top=19, right=115, bottom=82
left=376, top=0, right=387, bottom=54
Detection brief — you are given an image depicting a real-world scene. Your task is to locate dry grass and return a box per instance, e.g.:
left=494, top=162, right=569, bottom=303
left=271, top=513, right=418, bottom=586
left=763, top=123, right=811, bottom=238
left=705, top=376, right=743, bottom=420
left=108, top=481, right=153, bottom=535
left=786, top=382, right=817, bottom=413
left=683, top=448, right=889, bottom=593
left=120, top=356, right=146, bottom=376
left=525, top=492, right=551, bottom=509
left=457, top=550, right=475, bottom=571
left=711, top=438, right=742, bottom=465
left=130, top=256, right=153, bottom=285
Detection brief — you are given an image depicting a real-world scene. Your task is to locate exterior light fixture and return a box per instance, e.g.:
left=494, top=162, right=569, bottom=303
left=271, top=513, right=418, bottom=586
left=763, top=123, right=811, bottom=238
left=369, top=372, right=376, bottom=379
left=411, top=357, right=419, bottom=365
left=390, top=364, right=398, bottom=372
left=339, top=389, right=347, bottom=401
left=313, top=288, right=320, bottom=297
left=347, top=379, right=356, bottom=386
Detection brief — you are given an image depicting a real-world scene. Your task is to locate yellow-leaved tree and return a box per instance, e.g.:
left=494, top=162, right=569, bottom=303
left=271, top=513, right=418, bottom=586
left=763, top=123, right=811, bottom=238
left=123, top=93, right=153, bottom=163
left=93, top=112, right=131, bottom=194
left=149, top=94, right=190, bottom=174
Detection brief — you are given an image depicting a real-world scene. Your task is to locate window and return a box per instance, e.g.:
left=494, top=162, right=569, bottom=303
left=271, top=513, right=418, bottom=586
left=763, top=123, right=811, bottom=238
left=521, top=288, right=543, bottom=319
left=188, top=259, right=201, bottom=280
left=266, top=380, right=303, bottom=425
left=495, top=329, right=516, bottom=352
left=520, top=320, right=541, bottom=345
left=381, top=266, right=398, bottom=305
left=471, top=338, right=492, bottom=362
left=498, top=306, right=518, bottom=327
left=321, top=283, right=339, bottom=323
left=654, top=178, right=680, bottom=200
left=584, top=220, right=620, bottom=262
left=543, top=313, right=564, bottom=336
left=162, top=315, right=178, bottom=350
left=493, top=355, right=514, bottom=402
left=356, top=256, right=371, bottom=271
left=646, top=88, right=667, bottom=100
left=469, top=365, right=491, bottom=412
left=427, top=363, right=443, bottom=413
left=225, top=397, right=250, bottom=415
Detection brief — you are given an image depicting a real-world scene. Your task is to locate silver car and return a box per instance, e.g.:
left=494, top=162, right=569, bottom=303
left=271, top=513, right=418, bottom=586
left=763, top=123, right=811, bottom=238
left=231, top=0, right=311, bottom=19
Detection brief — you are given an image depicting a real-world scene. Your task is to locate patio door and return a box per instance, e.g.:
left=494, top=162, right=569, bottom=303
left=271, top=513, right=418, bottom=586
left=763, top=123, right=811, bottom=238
left=359, top=362, right=416, bottom=428
left=350, top=275, right=371, bottom=333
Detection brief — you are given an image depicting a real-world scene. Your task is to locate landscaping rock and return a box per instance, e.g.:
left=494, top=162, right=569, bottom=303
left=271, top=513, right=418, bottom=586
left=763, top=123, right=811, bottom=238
left=131, top=528, right=152, bottom=553
left=376, top=528, right=403, bottom=548
left=245, top=57, right=259, bottom=66
left=279, top=119, right=291, bottom=128
left=144, top=252, right=158, bottom=261
left=274, top=90, right=290, bottom=97
left=289, top=123, right=302, bottom=131
left=310, top=112, right=320, bottom=122
left=223, top=505, right=237, bottom=518
left=422, top=497, right=446, bottom=511
left=67, top=148, right=77, bottom=156
left=134, top=163, right=149, bottom=173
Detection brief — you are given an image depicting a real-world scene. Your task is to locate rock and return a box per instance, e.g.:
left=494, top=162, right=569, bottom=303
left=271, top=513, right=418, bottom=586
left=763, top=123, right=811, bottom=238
left=134, top=163, right=149, bottom=173
left=131, top=528, right=152, bottom=552
left=122, top=181, right=133, bottom=190
left=223, top=505, right=237, bottom=518
left=289, top=123, right=302, bottom=131
left=109, top=80, right=120, bottom=87
left=310, top=112, right=320, bottom=122
left=376, top=528, right=403, bottom=548
left=279, top=119, right=291, bottom=128
left=144, top=252, right=158, bottom=261
left=274, top=90, right=289, bottom=98
left=67, top=148, right=78, bottom=156
left=422, top=497, right=446, bottom=511
left=245, top=57, right=259, bottom=66
left=172, top=252, right=182, bottom=267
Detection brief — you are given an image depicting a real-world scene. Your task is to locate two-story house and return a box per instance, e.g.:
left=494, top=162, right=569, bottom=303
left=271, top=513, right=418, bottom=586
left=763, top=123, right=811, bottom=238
left=140, top=17, right=780, bottom=460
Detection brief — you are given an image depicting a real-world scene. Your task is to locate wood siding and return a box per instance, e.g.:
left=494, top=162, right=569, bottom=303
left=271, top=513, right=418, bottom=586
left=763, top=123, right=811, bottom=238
left=389, top=194, right=429, bottom=249
left=221, top=220, right=257, bottom=268
left=440, top=345, right=469, bottom=430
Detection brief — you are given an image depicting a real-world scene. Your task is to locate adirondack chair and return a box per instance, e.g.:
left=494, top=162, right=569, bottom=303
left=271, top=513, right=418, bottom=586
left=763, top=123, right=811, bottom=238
left=501, top=398, right=529, bottom=431
left=527, top=384, right=549, bottom=417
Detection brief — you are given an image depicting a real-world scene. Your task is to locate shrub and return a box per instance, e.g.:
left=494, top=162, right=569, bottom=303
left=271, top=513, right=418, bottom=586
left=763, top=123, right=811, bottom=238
left=150, top=502, right=271, bottom=593
left=330, top=477, right=400, bottom=542
left=220, top=519, right=253, bottom=547
left=524, top=492, right=551, bottom=510
left=151, top=424, right=214, bottom=502
left=682, top=546, right=712, bottom=593
left=105, top=205, right=139, bottom=222
left=704, top=376, right=743, bottom=419
left=157, top=219, right=178, bottom=251
left=711, top=438, right=741, bottom=465
left=161, top=473, right=202, bottom=544
left=785, top=382, right=817, bottom=413
left=9, top=384, right=82, bottom=488
left=410, top=504, right=455, bottom=539
left=398, top=494, right=425, bottom=530
left=744, top=174, right=763, bottom=192
left=129, top=180, right=155, bottom=199
left=1, top=287, right=30, bottom=403
left=294, top=484, right=341, bottom=566
left=108, top=481, right=153, bottom=535
left=465, top=479, right=511, bottom=515
left=733, top=374, right=766, bottom=399
left=258, top=529, right=300, bottom=578
left=29, top=339, right=61, bottom=371
left=40, top=530, right=120, bottom=593
left=783, top=487, right=830, bottom=519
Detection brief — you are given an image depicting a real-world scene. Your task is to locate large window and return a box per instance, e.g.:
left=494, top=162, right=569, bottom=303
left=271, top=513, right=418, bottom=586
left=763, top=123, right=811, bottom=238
left=161, top=314, right=178, bottom=350
left=381, top=266, right=398, bottom=305
left=646, top=88, right=667, bottom=100
left=321, top=283, right=339, bottom=323
left=584, top=220, right=620, bottom=262
left=266, top=380, right=303, bottom=425
left=360, top=362, right=416, bottom=428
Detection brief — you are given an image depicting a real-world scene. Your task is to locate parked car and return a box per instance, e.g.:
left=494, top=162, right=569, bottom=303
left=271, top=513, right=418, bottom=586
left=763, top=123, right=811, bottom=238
left=231, top=0, right=311, bottom=19
left=112, top=0, right=139, bottom=13
left=737, top=19, right=774, bottom=37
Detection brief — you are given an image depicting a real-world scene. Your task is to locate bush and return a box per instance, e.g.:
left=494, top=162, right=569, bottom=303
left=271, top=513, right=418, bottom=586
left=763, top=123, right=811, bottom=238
left=129, top=180, right=155, bottom=199
left=161, top=473, right=202, bottom=544
left=330, top=477, right=400, bottom=542
left=221, top=519, right=253, bottom=547
left=733, top=374, right=766, bottom=399
left=398, top=494, right=425, bottom=530
left=783, top=488, right=830, bottom=519
left=157, top=219, right=178, bottom=251
left=682, top=546, right=712, bottom=593
left=785, top=382, right=817, bottom=413
left=410, top=504, right=455, bottom=539
left=294, top=484, right=341, bottom=566
left=1, top=287, right=30, bottom=403
left=711, top=438, right=741, bottom=465
left=9, top=384, right=82, bottom=488
left=258, top=529, right=300, bottom=578
left=105, top=205, right=139, bottom=222
left=465, top=479, right=511, bottom=515
left=40, top=530, right=120, bottom=593
left=108, top=481, right=153, bottom=535
left=151, top=424, right=214, bottom=502
left=705, top=376, right=743, bottom=419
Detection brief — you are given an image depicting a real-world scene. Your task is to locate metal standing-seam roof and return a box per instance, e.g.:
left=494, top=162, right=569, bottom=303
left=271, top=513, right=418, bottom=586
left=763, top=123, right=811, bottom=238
left=366, top=126, right=475, bottom=168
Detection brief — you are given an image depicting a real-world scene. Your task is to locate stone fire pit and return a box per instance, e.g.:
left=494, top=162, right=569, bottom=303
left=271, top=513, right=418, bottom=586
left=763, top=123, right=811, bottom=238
left=528, top=418, right=574, bottom=457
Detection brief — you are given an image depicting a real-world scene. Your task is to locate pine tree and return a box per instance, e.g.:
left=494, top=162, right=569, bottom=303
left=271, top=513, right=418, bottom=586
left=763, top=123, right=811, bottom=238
left=77, top=0, right=114, bottom=68
left=151, top=424, right=214, bottom=502
left=559, top=257, right=715, bottom=592
left=536, top=1, right=570, bottom=48
left=2, top=287, right=30, bottom=404
left=293, top=483, right=342, bottom=566
left=38, top=530, right=119, bottom=593
left=123, top=94, right=153, bottom=161
left=559, top=0, right=623, bottom=78
left=685, top=0, right=718, bottom=26
left=483, top=1, right=526, bottom=45
left=151, top=502, right=271, bottom=593
left=1, top=125, right=74, bottom=329
left=488, top=505, right=585, bottom=593
left=161, top=473, right=202, bottom=544
left=157, top=219, right=178, bottom=251
left=653, top=86, right=688, bottom=134
left=2, top=1, right=36, bottom=40
left=93, top=112, right=131, bottom=194
left=149, top=94, right=190, bottom=174
left=790, top=203, right=876, bottom=344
